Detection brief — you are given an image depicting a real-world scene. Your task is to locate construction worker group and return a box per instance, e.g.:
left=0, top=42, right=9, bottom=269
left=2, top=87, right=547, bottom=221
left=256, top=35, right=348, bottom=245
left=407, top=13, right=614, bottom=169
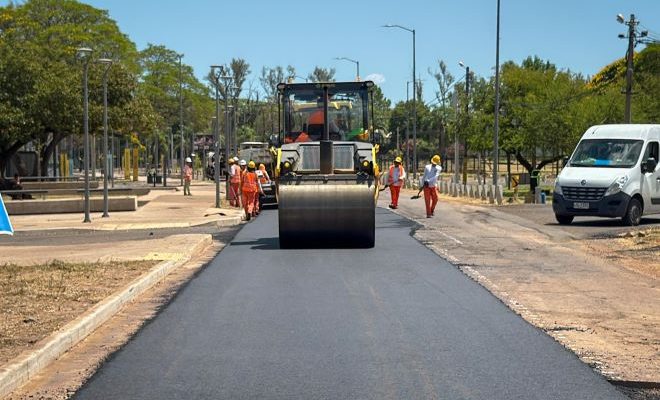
left=227, top=157, right=270, bottom=221
left=388, top=154, right=442, bottom=218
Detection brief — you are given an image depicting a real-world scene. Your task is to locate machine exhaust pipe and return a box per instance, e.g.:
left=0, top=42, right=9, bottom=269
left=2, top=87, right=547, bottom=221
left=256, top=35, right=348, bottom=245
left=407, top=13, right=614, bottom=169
left=320, top=85, right=333, bottom=174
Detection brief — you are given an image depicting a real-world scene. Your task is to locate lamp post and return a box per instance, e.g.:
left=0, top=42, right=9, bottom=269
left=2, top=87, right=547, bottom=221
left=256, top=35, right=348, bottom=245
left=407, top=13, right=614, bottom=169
left=178, top=53, right=184, bottom=187
left=77, top=47, right=93, bottom=223
left=458, top=61, right=470, bottom=184
left=98, top=58, right=113, bottom=218
left=221, top=75, right=233, bottom=204
left=383, top=24, right=417, bottom=178
left=493, top=0, right=501, bottom=185
left=334, top=57, right=360, bottom=81
left=210, top=66, right=223, bottom=208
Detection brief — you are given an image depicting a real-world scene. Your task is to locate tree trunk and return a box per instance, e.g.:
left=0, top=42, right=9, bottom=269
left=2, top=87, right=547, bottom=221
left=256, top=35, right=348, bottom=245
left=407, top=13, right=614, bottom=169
left=40, top=133, right=66, bottom=181
left=514, top=151, right=564, bottom=194
left=0, top=140, right=26, bottom=178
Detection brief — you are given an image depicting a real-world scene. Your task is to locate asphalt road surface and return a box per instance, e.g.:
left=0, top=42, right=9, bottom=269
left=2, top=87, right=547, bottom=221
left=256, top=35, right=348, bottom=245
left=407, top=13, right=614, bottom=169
left=74, top=208, right=625, bottom=400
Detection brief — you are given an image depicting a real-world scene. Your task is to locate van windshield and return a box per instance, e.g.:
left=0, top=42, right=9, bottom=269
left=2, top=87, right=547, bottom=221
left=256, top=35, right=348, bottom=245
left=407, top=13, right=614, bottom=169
left=570, top=139, right=644, bottom=168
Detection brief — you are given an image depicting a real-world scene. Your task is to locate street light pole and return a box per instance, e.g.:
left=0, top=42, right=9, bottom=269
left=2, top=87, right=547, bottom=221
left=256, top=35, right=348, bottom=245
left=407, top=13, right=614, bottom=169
left=98, top=58, right=113, bottom=218
left=493, top=0, right=501, bottom=186
left=458, top=62, right=470, bottom=184
left=77, top=47, right=93, bottom=223
left=221, top=76, right=233, bottom=205
left=210, top=66, right=223, bottom=208
left=178, top=53, right=184, bottom=187
left=335, top=57, right=360, bottom=81
left=382, top=24, right=417, bottom=178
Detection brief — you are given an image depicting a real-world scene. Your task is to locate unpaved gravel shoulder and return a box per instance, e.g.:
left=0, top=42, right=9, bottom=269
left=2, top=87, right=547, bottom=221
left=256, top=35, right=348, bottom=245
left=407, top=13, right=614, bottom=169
left=382, top=188, right=659, bottom=386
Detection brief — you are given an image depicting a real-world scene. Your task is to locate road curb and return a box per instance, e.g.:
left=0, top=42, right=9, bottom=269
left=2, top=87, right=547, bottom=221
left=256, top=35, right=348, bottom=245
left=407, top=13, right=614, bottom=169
left=0, top=234, right=213, bottom=399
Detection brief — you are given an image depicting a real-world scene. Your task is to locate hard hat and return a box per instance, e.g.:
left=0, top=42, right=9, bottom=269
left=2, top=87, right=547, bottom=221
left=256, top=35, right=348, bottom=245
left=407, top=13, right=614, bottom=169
left=185, top=157, right=192, bottom=163
left=431, top=154, right=441, bottom=165
left=228, top=158, right=234, bottom=164
left=248, top=161, right=256, bottom=169
left=259, top=163, right=266, bottom=170
left=233, top=156, right=239, bottom=162
left=239, top=159, right=247, bottom=166
left=394, top=156, right=402, bottom=163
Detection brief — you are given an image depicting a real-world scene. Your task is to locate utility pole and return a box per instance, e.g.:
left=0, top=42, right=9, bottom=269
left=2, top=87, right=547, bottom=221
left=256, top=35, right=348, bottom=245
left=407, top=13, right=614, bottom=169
left=618, top=14, right=638, bottom=123
left=493, top=0, right=501, bottom=186
left=178, top=53, right=184, bottom=186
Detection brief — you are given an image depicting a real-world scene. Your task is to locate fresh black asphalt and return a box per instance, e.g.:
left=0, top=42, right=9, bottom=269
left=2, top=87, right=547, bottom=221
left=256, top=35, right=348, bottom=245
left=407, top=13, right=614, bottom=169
left=74, top=208, right=626, bottom=399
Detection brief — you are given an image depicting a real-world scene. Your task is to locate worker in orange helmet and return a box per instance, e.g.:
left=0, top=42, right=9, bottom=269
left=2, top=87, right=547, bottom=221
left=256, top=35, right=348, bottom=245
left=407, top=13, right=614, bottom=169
left=387, top=156, right=406, bottom=209
left=241, top=161, right=263, bottom=220
left=420, top=155, right=442, bottom=218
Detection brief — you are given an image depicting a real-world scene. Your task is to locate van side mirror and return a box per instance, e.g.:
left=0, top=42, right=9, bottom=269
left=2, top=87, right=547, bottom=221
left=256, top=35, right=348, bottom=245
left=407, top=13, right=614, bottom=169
left=643, top=157, right=658, bottom=173
left=562, top=157, right=569, bottom=168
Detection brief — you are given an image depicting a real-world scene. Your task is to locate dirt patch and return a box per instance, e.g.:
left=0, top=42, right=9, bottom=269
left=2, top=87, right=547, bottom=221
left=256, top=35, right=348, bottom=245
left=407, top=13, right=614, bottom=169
left=0, top=260, right=157, bottom=365
left=583, top=228, right=660, bottom=279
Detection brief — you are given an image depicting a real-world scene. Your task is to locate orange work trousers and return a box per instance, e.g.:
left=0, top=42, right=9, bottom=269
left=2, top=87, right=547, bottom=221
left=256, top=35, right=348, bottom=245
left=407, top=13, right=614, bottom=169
left=423, top=186, right=438, bottom=216
left=242, top=191, right=256, bottom=216
left=389, top=185, right=401, bottom=207
left=230, top=183, right=240, bottom=207
left=253, top=192, right=260, bottom=214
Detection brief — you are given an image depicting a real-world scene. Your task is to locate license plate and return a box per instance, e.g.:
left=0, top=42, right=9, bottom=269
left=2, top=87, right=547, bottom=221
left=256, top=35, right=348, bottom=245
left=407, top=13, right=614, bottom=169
left=573, top=202, right=590, bottom=209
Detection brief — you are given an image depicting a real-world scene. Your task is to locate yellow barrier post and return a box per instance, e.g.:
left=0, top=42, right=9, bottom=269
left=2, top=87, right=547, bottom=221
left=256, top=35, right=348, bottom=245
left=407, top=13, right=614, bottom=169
left=132, top=148, right=139, bottom=181
left=124, top=148, right=131, bottom=180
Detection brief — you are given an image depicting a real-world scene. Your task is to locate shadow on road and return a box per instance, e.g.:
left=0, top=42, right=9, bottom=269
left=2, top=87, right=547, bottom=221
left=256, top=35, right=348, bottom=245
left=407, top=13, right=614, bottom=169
left=230, top=237, right=280, bottom=250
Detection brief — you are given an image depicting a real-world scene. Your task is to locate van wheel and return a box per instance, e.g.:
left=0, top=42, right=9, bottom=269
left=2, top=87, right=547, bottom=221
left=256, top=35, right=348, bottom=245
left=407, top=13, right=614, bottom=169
left=622, top=198, right=643, bottom=226
left=555, top=214, right=574, bottom=225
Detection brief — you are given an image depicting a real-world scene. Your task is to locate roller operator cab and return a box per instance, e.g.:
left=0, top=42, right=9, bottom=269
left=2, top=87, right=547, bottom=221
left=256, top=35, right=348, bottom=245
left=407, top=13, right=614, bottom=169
left=275, top=81, right=379, bottom=248
left=553, top=124, right=660, bottom=226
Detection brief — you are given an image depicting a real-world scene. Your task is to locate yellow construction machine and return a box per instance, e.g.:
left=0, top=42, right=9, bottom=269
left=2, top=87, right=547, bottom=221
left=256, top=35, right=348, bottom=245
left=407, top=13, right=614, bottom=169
left=274, top=81, right=380, bottom=248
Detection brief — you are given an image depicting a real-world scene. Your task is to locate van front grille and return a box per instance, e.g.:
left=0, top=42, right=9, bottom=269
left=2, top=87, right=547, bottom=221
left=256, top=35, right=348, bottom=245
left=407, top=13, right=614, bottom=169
left=562, top=186, right=606, bottom=201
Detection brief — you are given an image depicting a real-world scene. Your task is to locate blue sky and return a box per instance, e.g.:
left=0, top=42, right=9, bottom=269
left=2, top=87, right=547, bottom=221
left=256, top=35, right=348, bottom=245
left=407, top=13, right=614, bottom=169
left=8, top=0, right=660, bottom=104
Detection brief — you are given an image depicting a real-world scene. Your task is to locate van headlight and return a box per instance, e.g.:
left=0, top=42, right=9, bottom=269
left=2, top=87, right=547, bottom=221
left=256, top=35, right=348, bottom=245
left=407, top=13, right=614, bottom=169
left=604, top=175, right=629, bottom=197
left=553, top=181, right=563, bottom=196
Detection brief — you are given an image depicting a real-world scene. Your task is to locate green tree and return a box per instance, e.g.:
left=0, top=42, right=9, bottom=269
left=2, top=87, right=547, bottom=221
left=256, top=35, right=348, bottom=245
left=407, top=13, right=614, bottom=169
left=308, top=66, right=336, bottom=83
left=0, top=0, right=140, bottom=176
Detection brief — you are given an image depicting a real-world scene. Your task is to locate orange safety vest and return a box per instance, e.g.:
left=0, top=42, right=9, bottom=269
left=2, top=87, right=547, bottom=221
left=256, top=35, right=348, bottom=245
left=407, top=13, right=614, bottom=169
left=257, top=170, right=269, bottom=184
left=230, top=164, right=241, bottom=183
left=295, top=132, right=311, bottom=143
left=241, top=171, right=258, bottom=193
left=388, top=165, right=405, bottom=186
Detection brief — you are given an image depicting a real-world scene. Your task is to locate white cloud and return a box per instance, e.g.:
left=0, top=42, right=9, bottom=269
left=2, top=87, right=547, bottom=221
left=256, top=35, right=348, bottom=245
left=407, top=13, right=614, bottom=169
left=364, top=73, right=385, bottom=85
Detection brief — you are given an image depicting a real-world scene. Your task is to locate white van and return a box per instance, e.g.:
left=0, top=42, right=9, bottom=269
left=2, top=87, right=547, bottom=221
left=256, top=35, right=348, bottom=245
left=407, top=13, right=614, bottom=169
left=553, top=124, right=660, bottom=226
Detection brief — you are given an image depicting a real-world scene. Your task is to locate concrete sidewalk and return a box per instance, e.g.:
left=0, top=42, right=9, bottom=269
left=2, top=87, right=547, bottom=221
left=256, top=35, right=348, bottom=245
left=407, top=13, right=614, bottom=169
left=380, top=187, right=659, bottom=383
left=7, top=182, right=243, bottom=232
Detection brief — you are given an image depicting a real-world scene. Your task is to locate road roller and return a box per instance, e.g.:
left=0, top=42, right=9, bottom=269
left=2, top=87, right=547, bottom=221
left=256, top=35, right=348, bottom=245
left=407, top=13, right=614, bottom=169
left=274, top=81, right=380, bottom=248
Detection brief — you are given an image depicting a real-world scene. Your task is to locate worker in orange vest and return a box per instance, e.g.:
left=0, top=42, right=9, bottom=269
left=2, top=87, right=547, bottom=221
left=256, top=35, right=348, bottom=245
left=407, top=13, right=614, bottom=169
left=388, top=156, right=406, bottom=209
left=254, top=164, right=271, bottom=214
left=229, top=158, right=241, bottom=207
left=241, top=161, right=263, bottom=221
left=420, top=155, right=442, bottom=218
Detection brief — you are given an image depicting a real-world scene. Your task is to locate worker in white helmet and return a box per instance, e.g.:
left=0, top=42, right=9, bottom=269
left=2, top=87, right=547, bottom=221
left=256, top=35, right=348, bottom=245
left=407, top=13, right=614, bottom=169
left=183, top=157, right=193, bottom=196
left=229, top=158, right=241, bottom=208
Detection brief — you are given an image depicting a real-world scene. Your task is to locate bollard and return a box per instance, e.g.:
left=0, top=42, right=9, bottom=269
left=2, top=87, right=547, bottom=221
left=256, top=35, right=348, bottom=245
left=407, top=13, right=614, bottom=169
left=488, top=184, right=495, bottom=204
left=495, top=184, right=504, bottom=205
left=534, top=187, right=542, bottom=204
